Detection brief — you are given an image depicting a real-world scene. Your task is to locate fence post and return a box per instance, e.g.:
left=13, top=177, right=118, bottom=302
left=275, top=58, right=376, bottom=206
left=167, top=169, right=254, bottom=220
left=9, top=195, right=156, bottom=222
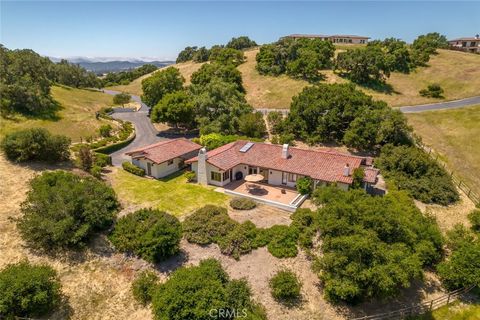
left=430, top=300, right=433, bottom=311
left=447, top=293, right=451, bottom=304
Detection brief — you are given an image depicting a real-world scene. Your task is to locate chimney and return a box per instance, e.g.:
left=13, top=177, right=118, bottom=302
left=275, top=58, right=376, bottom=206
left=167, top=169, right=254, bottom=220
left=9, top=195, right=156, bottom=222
left=343, top=163, right=350, bottom=177
left=197, top=148, right=208, bottom=185
left=281, top=144, right=289, bottom=159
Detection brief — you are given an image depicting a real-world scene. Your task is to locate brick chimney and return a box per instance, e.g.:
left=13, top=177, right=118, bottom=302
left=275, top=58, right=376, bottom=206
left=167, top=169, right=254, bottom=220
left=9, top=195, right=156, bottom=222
left=281, top=144, right=289, bottom=159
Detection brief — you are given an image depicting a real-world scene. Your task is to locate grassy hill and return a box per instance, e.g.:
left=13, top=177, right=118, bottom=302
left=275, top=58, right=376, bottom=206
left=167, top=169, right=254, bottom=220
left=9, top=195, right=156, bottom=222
left=0, top=86, right=115, bottom=142
left=407, top=104, right=480, bottom=193
left=107, top=48, right=480, bottom=109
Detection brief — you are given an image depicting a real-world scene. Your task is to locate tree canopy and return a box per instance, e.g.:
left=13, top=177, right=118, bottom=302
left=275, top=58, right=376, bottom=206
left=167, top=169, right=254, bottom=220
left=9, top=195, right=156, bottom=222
left=141, top=67, right=185, bottom=106
left=313, top=187, right=443, bottom=303
left=17, top=170, right=119, bottom=251
left=113, top=92, right=132, bottom=106
left=151, top=90, right=196, bottom=129
left=226, top=36, right=258, bottom=50
left=103, top=64, right=158, bottom=86
left=191, top=62, right=244, bottom=92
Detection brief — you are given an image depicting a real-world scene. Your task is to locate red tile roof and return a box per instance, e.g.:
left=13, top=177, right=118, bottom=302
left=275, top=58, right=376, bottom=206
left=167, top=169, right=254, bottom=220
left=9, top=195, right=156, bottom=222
left=126, top=138, right=201, bottom=164
left=187, top=141, right=378, bottom=185
left=363, top=168, right=379, bottom=184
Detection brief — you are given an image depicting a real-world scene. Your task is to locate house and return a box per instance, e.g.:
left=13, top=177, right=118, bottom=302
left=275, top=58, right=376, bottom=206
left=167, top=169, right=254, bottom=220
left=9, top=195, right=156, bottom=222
left=448, top=35, right=480, bottom=53
left=185, top=141, right=379, bottom=191
left=282, top=34, right=370, bottom=44
left=125, top=138, right=202, bottom=178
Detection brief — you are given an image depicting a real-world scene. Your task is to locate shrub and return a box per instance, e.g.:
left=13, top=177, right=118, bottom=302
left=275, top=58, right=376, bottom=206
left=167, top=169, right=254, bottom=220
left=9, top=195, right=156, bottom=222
left=17, top=171, right=119, bottom=250
left=269, top=269, right=302, bottom=303
left=152, top=259, right=266, bottom=320
left=109, top=209, right=182, bottom=263
left=376, top=144, right=459, bottom=205
left=90, top=165, right=102, bottom=179
left=0, top=261, right=62, bottom=318
left=437, top=241, right=480, bottom=290
left=238, top=112, right=266, bottom=138
left=122, top=161, right=145, bottom=176
left=132, top=270, right=159, bottom=305
left=291, top=208, right=317, bottom=249
left=445, top=224, right=476, bottom=251
left=218, top=221, right=266, bottom=259
left=468, top=210, right=480, bottom=232
left=296, top=177, right=312, bottom=195
left=196, top=133, right=263, bottom=150
left=266, top=225, right=299, bottom=258
left=93, top=152, right=111, bottom=167
left=230, top=197, right=257, bottom=210
left=182, top=205, right=236, bottom=245
left=1, top=128, right=71, bottom=162
left=266, top=111, right=283, bottom=134
left=279, top=133, right=295, bottom=146
left=77, top=145, right=93, bottom=170
left=99, top=124, right=113, bottom=137
left=113, top=92, right=131, bottom=106
left=183, top=170, right=196, bottom=182
left=419, top=84, right=444, bottom=98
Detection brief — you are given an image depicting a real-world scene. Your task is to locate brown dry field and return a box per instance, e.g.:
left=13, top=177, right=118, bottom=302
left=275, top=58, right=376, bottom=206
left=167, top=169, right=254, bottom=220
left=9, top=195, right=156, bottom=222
left=2, top=154, right=467, bottom=320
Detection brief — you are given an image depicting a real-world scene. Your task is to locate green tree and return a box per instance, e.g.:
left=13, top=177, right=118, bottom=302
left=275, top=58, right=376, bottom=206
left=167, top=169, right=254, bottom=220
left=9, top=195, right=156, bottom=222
left=0, top=261, right=62, bottom=318
left=412, top=32, right=448, bottom=55
left=192, top=46, right=210, bottom=62
left=238, top=112, right=266, bottom=138
left=191, top=62, right=244, bottom=92
left=17, top=171, right=119, bottom=250
left=209, top=47, right=245, bottom=66
left=368, top=38, right=412, bottom=73
left=1, top=128, right=71, bottom=162
left=266, top=111, right=283, bottom=134
left=151, top=91, right=196, bottom=129
left=77, top=145, right=93, bottom=171
left=109, top=208, right=182, bottom=263
left=176, top=46, right=198, bottom=63
left=285, top=39, right=334, bottom=82
left=113, top=92, right=132, bottom=106
left=141, top=67, right=185, bottom=106
left=226, top=36, right=258, bottom=50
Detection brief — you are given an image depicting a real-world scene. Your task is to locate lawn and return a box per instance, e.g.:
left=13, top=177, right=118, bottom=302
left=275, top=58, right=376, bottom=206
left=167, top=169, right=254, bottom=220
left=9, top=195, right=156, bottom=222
left=406, top=105, right=480, bottom=193
left=105, top=61, right=203, bottom=96
left=108, top=168, right=228, bottom=216
left=411, top=301, right=480, bottom=320
left=0, top=85, right=115, bottom=142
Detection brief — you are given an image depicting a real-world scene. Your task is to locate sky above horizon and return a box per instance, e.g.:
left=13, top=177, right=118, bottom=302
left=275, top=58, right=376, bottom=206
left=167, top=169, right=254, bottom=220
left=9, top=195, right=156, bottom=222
left=1, top=1, right=479, bottom=60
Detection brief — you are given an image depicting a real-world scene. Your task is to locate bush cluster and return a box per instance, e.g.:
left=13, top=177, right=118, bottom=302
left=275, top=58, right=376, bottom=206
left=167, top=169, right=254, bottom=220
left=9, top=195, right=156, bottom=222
left=1, top=128, right=71, bottom=162
left=183, top=170, right=196, bottom=182
left=103, top=64, right=158, bottom=87
left=122, top=161, right=145, bottom=176
left=269, top=270, right=302, bottom=303
left=296, top=177, right=312, bottom=195
left=17, top=170, right=119, bottom=251
left=419, top=84, right=444, bottom=98
left=109, top=208, right=182, bottom=263
left=131, top=270, right=159, bottom=305
left=230, top=197, right=257, bottom=210
left=183, top=205, right=301, bottom=259
left=468, top=210, right=480, bottom=233
left=376, top=144, right=459, bottom=205
left=88, top=121, right=134, bottom=151
left=192, top=133, right=263, bottom=150
left=0, top=261, right=62, bottom=318
left=312, top=187, right=443, bottom=303
left=151, top=259, right=266, bottom=320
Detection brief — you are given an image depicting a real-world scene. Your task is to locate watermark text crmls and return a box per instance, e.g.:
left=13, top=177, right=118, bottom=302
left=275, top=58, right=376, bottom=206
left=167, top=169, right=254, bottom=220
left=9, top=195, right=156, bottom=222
left=209, top=308, right=248, bottom=318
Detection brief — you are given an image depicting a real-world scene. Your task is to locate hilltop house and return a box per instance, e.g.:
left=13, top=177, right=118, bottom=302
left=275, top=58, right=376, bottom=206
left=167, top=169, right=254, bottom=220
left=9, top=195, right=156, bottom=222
left=448, top=35, right=480, bottom=53
left=125, top=138, right=201, bottom=178
left=282, top=34, right=370, bottom=44
left=185, top=141, right=379, bottom=191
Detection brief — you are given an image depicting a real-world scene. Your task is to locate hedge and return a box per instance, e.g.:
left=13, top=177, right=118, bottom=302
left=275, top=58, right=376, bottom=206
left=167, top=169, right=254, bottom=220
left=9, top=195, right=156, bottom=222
left=122, top=161, right=145, bottom=176
left=230, top=197, right=257, bottom=210
left=94, top=131, right=136, bottom=154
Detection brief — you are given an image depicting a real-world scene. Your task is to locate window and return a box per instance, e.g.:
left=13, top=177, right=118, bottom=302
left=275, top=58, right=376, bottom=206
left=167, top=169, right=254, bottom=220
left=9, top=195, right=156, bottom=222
left=167, top=159, right=174, bottom=166
left=211, top=171, right=221, bottom=182
left=223, top=170, right=230, bottom=181
left=288, top=173, right=296, bottom=182
left=248, top=167, right=258, bottom=174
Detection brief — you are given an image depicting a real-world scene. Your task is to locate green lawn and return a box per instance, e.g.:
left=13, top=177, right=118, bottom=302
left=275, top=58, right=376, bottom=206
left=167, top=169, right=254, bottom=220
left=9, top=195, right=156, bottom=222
left=108, top=169, right=228, bottom=216
left=0, top=85, right=115, bottom=142
left=411, top=301, right=480, bottom=320
left=407, top=105, right=480, bottom=193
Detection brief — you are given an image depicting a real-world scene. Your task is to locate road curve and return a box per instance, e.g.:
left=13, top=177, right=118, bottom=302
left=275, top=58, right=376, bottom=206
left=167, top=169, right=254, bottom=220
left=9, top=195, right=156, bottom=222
left=399, top=96, right=480, bottom=113
left=102, top=90, right=166, bottom=166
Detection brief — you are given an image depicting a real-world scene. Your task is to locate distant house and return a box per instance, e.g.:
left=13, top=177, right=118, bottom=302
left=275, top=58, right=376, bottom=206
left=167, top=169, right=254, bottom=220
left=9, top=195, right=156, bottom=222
left=282, top=34, right=370, bottom=44
left=126, top=138, right=201, bottom=178
left=448, top=35, right=480, bottom=53
left=186, top=141, right=378, bottom=191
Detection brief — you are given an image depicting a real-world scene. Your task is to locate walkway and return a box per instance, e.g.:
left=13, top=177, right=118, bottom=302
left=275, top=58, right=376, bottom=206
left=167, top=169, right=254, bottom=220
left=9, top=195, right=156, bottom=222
left=102, top=90, right=166, bottom=166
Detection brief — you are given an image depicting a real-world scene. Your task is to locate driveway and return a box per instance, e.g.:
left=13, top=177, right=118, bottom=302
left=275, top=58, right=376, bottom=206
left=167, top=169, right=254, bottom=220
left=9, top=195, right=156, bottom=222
left=102, top=90, right=166, bottom=166
left=399, top=96, right=480, bottom=113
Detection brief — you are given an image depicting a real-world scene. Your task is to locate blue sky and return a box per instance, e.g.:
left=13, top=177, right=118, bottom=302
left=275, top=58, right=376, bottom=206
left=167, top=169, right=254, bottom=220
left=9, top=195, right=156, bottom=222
left=1, top=1, right=479, bottom=60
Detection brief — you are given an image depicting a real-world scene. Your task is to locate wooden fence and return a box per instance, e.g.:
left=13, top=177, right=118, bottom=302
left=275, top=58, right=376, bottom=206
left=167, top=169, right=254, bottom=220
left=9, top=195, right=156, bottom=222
left=418, top=142, right=480, bottom=206
left=351, top=285, right=476, bottom=320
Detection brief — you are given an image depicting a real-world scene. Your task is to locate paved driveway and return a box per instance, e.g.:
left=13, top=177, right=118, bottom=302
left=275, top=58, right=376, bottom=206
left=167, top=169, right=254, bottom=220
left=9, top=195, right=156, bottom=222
left=399, top=96, right=480, bottom=113
left=102, top=90, right=166, bottom=166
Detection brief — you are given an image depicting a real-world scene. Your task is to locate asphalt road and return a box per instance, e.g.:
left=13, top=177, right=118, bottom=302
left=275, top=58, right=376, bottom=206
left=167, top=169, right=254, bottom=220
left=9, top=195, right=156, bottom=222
left=399, top=96, right=480, bottom=113
left=102, top=90, right=166, bottom=166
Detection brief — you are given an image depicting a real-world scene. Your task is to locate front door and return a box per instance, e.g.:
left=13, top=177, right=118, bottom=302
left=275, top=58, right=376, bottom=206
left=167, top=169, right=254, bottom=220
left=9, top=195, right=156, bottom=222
left=248, top=167, right=258, bottom=175
left=282, top=172, right=287, bottom=185
left=146, top=162, right=152, bottom=176
left=259, top=168, right=269, bottom=182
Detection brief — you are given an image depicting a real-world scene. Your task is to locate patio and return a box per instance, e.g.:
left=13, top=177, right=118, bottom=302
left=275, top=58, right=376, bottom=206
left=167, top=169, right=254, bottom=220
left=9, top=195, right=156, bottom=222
left=221, top=180, right=307, bottom=212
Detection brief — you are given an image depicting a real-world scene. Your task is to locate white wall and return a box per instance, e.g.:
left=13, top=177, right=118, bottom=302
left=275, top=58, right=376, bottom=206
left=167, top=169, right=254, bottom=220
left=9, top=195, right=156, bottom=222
left=132, top=157, right=182, bottom=179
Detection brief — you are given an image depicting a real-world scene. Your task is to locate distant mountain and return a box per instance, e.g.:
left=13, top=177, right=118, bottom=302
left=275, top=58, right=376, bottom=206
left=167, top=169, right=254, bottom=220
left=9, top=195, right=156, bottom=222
left=48, top=57, right=174, bottom=73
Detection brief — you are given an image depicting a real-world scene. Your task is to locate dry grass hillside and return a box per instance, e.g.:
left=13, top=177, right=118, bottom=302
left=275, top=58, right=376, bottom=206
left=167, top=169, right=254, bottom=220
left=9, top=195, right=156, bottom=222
left=0, top=86, right=116, bottom=142
left=107, top=48, right=480, bottom=109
